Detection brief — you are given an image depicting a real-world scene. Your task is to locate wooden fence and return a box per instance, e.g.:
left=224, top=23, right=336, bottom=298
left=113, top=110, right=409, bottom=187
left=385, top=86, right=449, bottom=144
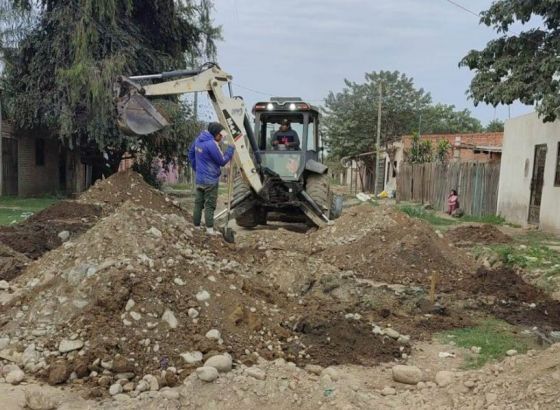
left=396, top=161, right=501, bottom=216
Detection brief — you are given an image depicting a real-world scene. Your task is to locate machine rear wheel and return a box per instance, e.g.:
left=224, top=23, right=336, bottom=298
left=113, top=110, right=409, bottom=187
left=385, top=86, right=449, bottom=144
left=233, top=175, right=262, bottom=228
left=306, top=173, right=332, bottom=218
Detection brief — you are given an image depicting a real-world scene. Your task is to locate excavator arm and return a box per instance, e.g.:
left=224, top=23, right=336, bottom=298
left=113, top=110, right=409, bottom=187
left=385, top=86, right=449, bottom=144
left=115, top=63, right=263, bottom=194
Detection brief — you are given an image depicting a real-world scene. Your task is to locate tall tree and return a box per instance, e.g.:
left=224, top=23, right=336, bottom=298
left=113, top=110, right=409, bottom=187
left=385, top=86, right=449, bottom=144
left=460, top=0, right=560, bottom=121
left=420, top=104, right=483, bottom=134
left=485, top=119, right=505, bottom=132
left=323, top=71, right=432, bottom=159
left=0, top=0, right=219, bottom=174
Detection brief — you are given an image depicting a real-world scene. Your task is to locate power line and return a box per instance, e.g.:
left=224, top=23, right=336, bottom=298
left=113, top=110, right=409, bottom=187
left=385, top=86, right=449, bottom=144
left=443, top=0, right=480, bottom=18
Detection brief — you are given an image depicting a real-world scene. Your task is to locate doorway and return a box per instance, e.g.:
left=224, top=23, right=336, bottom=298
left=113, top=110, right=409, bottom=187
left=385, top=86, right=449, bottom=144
left=528, top=144, right=547, bottom=224
left=2, top=137, right=18, bottom=196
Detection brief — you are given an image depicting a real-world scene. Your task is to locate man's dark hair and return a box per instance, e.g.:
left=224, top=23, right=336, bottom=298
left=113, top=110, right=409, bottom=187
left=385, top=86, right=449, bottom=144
left=208, top=122, right=225, bottom=137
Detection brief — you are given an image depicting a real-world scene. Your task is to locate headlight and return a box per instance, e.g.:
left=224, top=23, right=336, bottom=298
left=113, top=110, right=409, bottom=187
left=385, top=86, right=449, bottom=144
left=289, top=103, right=296, bottom=111
left=267, top=103, right=274, bottom=110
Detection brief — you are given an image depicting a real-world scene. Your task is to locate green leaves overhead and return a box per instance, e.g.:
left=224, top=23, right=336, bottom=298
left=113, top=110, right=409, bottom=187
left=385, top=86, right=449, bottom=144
left=460, top=0, right=560, bottom=121
left=1, top=0, right=220, bottom=167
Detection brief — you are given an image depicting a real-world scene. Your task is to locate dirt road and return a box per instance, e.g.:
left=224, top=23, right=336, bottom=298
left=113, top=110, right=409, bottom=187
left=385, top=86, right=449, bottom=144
left=0, top=171, right=559, bottom=409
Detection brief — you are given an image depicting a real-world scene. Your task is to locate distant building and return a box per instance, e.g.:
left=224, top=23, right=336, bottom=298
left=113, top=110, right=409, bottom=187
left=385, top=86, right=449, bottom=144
left=497, top=112, right=560, bottom=234
left=0, top=122, right=91, bottom=197
left=401, top=132, right=503, bottom=162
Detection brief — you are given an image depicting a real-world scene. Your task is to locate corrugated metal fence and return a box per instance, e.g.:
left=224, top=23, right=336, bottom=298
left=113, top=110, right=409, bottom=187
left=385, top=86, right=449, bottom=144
left=396, top=161, right=501, bottom=216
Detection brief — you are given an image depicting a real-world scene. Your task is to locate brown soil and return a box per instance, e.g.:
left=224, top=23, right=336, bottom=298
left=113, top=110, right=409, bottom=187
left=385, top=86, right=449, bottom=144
left=446, top=224, right=512, bottom=246
left=78, top=169, right=184, bottom=215
left=1, top=174, right=559, bottom=401
left=0, top=243, right=29, bottom=281
left=457, top=267, right=560, bottom=330
left=0, top=202, right=101, bottom=261
left=317, top=207, right=476, bottom=286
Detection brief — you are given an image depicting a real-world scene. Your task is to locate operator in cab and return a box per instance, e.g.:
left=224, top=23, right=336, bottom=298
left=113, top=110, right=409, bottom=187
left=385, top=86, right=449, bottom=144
left=272, top=119, right=300, bottom=150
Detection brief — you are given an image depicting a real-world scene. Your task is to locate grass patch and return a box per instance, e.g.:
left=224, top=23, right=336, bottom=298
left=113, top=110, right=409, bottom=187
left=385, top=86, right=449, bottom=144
left=398, top=204, right=457, bottom=226
left=460, top=214, right=506, bottom=225
left=440, top=319, right=529, bottom=368
left=166, top=182, right=191, bottom=190
left=0, top=196, right=59, bottom=225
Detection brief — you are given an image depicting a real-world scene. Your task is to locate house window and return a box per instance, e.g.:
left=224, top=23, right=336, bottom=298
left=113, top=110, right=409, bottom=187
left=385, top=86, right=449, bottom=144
left=35, top=139, right=45, bottom=166
left=392, top=161, right=397, bottom=178
left=555, top=142, right=560, bottom=187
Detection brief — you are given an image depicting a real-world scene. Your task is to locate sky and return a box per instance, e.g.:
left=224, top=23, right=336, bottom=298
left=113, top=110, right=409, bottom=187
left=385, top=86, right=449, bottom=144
left=208, top=0, right=534, bottom=126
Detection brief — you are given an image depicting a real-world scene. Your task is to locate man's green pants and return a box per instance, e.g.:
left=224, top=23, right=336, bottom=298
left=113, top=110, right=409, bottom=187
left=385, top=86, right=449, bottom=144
left=193, top=184, right=219, bottom=228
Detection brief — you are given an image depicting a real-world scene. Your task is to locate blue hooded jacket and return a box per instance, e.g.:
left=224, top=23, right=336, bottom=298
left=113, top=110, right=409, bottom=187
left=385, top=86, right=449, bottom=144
left=188, top=130, right=235, bottom=185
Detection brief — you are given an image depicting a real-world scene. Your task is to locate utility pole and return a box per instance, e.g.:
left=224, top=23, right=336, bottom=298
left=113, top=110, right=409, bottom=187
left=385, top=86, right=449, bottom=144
left=374, top=82, right=383, bottom=195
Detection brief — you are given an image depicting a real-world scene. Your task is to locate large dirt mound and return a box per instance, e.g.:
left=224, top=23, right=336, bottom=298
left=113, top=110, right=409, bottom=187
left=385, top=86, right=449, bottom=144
left=0, top=202, right=407, bottom=395
left=446, top=224, right=512, bottom=246
left=78, top=169, right=182, bottom=214
left=316, top=205, right=476, bottom=285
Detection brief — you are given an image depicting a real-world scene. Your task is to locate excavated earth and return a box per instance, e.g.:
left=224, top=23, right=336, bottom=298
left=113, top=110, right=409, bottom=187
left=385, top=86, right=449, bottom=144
left=0, top=170, right=559, bottom=409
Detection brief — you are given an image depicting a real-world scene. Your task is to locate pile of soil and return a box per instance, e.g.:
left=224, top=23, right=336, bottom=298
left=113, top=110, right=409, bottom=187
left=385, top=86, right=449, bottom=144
left=1, top=172, right=559, bottom=400
left=457, top=267, right=560, bottom=330
left=0, top=201, right=101, bottom=280
left=446, top=224, right=512, bottom=246
left=316, top=206, right=476, bottom=286
left=78, top=169, right=182, bottom=215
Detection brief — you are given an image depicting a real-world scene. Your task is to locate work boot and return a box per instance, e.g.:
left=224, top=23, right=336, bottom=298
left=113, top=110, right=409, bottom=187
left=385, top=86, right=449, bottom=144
left=206, top=227, right=219, bottom=236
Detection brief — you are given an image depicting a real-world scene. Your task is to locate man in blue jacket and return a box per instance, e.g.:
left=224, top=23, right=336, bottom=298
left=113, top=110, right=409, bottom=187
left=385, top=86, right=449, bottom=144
left=188, top=122, right=235, bottom=234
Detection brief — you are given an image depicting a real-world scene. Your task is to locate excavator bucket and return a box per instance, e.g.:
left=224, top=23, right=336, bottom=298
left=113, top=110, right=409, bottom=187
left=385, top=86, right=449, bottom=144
left=116, top=92, right=170, bottom=136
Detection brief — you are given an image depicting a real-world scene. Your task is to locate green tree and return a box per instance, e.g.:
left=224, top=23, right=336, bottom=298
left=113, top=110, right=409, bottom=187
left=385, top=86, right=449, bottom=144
left=435, top=139, right=452, bottom=163
left=323, top=71, right=432, bottom=159
left=406, top=132, right=433, bottom=164
left=485, top=119, right=504, bottom=132
left=460, top=0, right=560, bottom=121
left=0, top=0, right=219, bottom=175
left=421, top=104, right=483, bottom=134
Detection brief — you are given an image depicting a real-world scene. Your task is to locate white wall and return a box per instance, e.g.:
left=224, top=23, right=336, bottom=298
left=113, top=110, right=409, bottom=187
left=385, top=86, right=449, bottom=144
left=497, top=112, right=560, bottom=233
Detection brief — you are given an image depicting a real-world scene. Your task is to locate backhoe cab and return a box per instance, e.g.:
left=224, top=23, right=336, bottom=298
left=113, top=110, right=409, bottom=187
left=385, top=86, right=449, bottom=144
left=231, top=98, right=340, bottom=227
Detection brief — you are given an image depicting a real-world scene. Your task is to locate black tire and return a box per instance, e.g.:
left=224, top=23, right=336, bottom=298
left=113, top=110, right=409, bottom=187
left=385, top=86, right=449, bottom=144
left=306, top=173, right=332, bottom=218
left=233, top=175, right=260, bottom=228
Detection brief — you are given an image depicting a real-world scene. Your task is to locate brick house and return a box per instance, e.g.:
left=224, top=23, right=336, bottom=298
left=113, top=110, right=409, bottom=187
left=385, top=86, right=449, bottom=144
left=401, top=132, right=503, bottom=162
left=1, top=122, right=91, bottom=197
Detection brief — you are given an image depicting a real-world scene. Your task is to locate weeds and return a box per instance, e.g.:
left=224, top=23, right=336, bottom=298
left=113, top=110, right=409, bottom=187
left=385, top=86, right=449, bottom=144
left=440, top=319, right=529, bottom=369
left=398, top=205, right=457, bottom=226
left=461, top=214, right=506, bottom=225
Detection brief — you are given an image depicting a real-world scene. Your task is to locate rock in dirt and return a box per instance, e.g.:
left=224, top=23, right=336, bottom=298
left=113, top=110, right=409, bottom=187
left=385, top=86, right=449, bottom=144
left=6, top=368, right=25, bottom=385
left=48, top=361, right=69, bottom=385
left=204, top=355, right=232, bottom=372
left=506, top=349, right=518, bottom=357
left=147, top=227, right=162, bottom=238
left=58, top=231, right=70, bottom=242
left=384, top=328, right=400, bottom=339
left=0, top=336, right=9, bottom=349
left=188, top=308, right=199, bottom=319
left=143, top=374, right=159, bottom=391
left=205, top=329, right=221, bottom=340
left=435, top=370, right=455, bottom=387
left=245, top=367, right=266, bottom=380
left=161, top=388, right=180, bottom=400
left=305, top=364, right=323, bottom=375
left=0, top=279, right=9, bottom=290
left=196, top=290, right=210, bottom=302
left=392, top=365, right=423, bottom=385
left=196, top=366, right=219, bottom=382
left=25, top=386, right=58, bottom=410
left=58, top=339, right=84, bottom=353
left=180, top=351, right=203, bottom=364
left=381, top=387, right=396, bottom=396
left=109, top=383, right=123, bottom=396
left=162, top=309, right=178, bottom=329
